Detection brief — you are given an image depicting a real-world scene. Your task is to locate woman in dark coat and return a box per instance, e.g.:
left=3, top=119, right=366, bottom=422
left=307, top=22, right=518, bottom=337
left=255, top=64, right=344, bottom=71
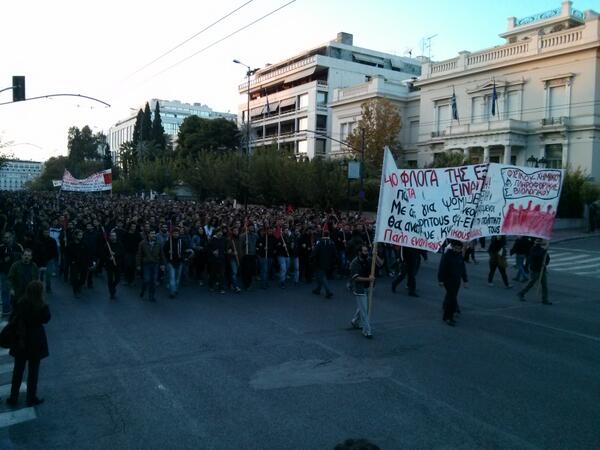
left=6, top=280, right=51, bottom=407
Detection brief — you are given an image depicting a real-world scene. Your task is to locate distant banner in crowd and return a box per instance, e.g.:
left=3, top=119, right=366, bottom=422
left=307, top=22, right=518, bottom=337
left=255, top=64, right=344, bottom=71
left=61, top=169, right=112, bottom=192
left=52, top=180, right=63, bottom=187
left=375, top=148, right=563, bottom=252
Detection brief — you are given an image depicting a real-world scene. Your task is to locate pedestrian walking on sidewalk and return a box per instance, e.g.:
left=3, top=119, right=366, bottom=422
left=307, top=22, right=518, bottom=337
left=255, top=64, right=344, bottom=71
left=6, top=280, right=51, bottom=407
left=518, top=238, right=551, bottom=304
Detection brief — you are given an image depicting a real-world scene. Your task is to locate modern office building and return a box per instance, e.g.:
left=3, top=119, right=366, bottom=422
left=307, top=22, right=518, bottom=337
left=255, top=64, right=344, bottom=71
left=236, top=32, right=422, bottom=159
left=107, top=99, right=236, bottom=165
left=0, top=159, right=43, bottom=191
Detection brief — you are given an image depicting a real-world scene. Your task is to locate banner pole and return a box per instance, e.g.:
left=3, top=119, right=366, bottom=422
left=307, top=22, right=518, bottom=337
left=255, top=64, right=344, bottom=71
left=368, top=147, right=391, bottom=319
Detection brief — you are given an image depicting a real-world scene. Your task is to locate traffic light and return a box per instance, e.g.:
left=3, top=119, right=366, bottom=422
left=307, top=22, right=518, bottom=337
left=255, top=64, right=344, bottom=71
left=12, top=76, right=25, bottom=102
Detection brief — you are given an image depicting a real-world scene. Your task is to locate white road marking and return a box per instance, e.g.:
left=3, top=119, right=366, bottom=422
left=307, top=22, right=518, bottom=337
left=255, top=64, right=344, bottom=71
left=0, top=363, right=13, bottom=375
left=574, top=269, right=600, bottom=276
left=547, top=255, right=592, bottom=265
left=0, top=407, right=37, bottom=429
left=553, top=264, right=600, bottom=271
left=496, top=315, right=600, bottom=343
left=0, top=383, right=25, bottom=397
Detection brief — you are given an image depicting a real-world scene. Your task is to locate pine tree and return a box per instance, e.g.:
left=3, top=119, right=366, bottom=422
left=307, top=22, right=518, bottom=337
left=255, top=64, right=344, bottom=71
left=132, top=109, right=144, bottom=147
left=141, top=102, right=152, bottom=142
left=152, top=101, right=166, bottom=151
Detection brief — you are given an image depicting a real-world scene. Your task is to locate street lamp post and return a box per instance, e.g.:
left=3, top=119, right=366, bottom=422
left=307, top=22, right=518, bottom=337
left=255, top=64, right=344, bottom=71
left=233, top=60, right=259, bottom=211
left=526, top=155, right=548, bottom=168
left=233, top=59, right=258, bottom=155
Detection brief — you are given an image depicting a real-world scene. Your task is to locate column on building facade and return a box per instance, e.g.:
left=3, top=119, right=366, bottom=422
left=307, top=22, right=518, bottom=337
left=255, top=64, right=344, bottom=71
left=463, top=147, right=471, bottom=161
left=483, top=146, right=491, bottom=163
left=562, top=141, right=569, bottom=168
left=539, top=143, right=546, bottom=159
left=503, top=145, right=512, bottom=164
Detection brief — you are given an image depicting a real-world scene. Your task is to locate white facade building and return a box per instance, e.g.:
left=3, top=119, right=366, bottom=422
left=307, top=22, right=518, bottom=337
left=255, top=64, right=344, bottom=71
left=326, top=1, right=600, bottom=181
left=0, top=159, right=43, bottom=191
left=107, top=99, right=236, bottom=165
left=237, top=32, right=422, bottom=159
left=414, top=0, right=600, bottom=177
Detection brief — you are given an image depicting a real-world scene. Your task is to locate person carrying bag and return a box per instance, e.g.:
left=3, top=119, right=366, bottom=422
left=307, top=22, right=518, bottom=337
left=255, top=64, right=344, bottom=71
left=5, top=280, right=51, bottom=407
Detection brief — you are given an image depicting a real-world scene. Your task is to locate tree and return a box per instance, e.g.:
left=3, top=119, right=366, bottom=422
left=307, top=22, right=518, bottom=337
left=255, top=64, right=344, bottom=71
left=347, top=98, right=402, bottom=167
left=26, top=156, right=68, bottom=190
left=176, top=116, right=240, bottom=158
left=120, top=141, right=137, bottom=176
left=132, top=109, right=143, bottom=147
left=103, top=143, right=112, bottom=170
left=427, top=151, right=467, bottom=168
left=0, top=138, right=12, bottom=170
left=141, top=102, right=152, bottom=142
left=152, top=102, right=166, bottom=151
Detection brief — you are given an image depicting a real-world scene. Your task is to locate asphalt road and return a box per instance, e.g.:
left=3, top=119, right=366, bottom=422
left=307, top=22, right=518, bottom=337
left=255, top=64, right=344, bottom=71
left=0, top=237, right=599, bottom=449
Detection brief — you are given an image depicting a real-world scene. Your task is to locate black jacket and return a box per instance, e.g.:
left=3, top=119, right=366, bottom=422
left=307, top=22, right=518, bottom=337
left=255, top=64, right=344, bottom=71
left=10, top=300, right=51, bottom=360
left=438, top=249, right=468, bottom=285
left=311, top=237, right=337, bottom=271
left=33, top=235, right=58, bottom=267
left=528, top=245, right=550, bottom=272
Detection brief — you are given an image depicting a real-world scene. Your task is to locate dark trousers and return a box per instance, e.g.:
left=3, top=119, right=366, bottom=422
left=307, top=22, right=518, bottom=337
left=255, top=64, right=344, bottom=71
left=392, top=263, right=417, bottom=294
left=141, top=263, right=158, bottom=300
left=123, top=252, right=136, bottom=284
left=241, top=255, right=256, bottom=289
left=488, top=257, right=509, bottom=286
left=464, top=247, right=476, bottom=263
left=10, top=357, right=41, bottom=402
left=443, top=282, right=460, bottom=321
left=71, top=264, right=86, bottom=295
left=208, top=260, right=225, bottom=289
left=106, top=267, right=120, bottom=297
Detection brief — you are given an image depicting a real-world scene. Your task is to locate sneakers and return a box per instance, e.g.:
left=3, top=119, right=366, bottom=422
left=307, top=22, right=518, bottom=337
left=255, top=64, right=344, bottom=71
left=349, top=320, right=360, bottom=330
left=542, top=300, right=552, bottom=305
left=325, top=292, right=333, bottom=299
left=363, top=332, right=373, bottom=339
left=408, top=292, right=419, bottom=298
left=505, top=284, right=513, bottom=289
left=312, top=289, right=321, bottom=296
left=487, top=282, right=493, bottom=287
left=517, top=294, right=525, bottom=302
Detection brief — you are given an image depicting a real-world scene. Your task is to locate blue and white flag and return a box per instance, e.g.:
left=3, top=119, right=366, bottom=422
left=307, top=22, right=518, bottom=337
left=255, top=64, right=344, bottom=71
left=491, top=80, right=498, bottom=117
left=451, top=87, right=459, bottom=121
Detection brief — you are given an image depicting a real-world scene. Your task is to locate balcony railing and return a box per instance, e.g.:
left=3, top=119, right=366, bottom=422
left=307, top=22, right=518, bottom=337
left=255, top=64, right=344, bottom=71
left=540, top=28, right=583, bottom=49
left=466, top=41, right=529, bottom=66
left=238, top=55, right=316, bottom=91
left=541, top=116, right=569, bottom=126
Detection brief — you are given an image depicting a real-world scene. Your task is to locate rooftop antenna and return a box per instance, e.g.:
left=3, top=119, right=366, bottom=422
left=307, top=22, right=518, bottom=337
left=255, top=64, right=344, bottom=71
left=420, top=34, right=438, bottom=60
left=404, top=47, right=413, bottom=58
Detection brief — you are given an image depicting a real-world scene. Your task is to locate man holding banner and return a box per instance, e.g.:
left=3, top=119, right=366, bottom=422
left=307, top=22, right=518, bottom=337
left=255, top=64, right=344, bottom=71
left=349, top=245, right=377, bottom=338
left=373, top=146, right=564, bottom=325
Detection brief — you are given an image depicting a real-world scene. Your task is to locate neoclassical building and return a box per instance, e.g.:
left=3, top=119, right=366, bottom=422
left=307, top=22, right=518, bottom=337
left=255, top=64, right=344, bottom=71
left=328, top=1, right=599, bottom=179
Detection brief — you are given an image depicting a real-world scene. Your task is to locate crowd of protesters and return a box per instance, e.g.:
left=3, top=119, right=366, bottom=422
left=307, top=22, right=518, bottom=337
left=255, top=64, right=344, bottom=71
left=0, top=191, right=550, bottom=330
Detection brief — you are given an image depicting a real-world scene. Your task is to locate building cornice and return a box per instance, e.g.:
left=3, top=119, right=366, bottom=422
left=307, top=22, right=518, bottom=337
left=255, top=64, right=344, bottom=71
left=415, top=40, right=598, bottom=87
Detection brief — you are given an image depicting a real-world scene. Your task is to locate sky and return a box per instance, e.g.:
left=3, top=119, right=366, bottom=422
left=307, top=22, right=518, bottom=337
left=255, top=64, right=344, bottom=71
left=0, top=0, right=585, bottom=162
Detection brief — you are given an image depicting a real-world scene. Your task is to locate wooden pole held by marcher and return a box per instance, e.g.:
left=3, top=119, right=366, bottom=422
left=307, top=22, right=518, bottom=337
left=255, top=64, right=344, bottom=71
left=367, top=241, right=378, bottom=319
left=101, top=226, right=117, bottom=266
left=536, top=244, right=549, bottom=297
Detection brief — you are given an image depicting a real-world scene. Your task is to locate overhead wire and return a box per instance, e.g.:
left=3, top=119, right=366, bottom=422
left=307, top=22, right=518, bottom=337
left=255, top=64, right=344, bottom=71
left=128, top=0, right=256, bottom=78
left=147, top=0, right=297, bottom=81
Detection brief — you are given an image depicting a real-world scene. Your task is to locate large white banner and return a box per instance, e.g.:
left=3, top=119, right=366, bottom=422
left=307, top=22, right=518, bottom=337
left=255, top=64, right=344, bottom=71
left=375, top=148, right=563, bottom=252
left=61, top=169, right=112, bottom=192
